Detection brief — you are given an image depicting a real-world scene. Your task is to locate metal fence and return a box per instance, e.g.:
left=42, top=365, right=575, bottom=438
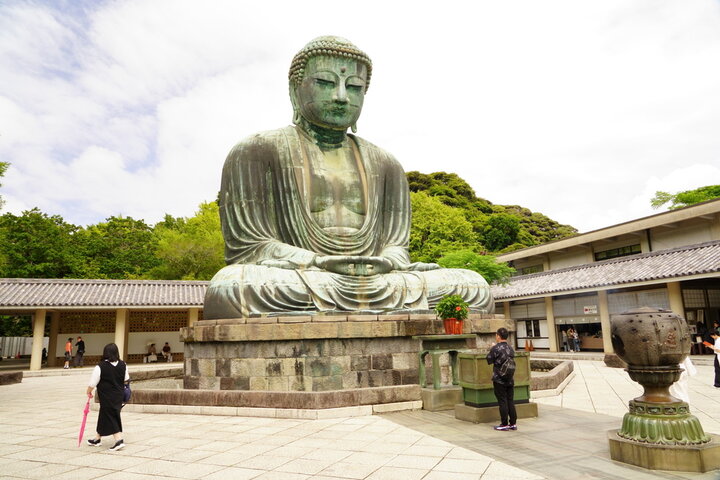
left=0, top=337, right=48, bottom=357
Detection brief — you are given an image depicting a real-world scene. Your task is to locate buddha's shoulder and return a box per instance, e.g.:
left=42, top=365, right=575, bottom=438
left=350, top=134, right=400, bottom=163
left=227, top=127, right=291, bottom=155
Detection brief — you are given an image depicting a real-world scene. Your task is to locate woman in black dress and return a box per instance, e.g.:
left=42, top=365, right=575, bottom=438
left=85, top=343, right=128, bottom=451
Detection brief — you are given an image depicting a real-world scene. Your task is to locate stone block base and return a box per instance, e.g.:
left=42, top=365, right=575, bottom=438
left=607, top=430, right=720, bottom=473
left=454, top=401, right=538, bottom=424
left=421, top=387, right=462, bottom=411
left=0, top=371, right=22, bottom=385
left=131, top=384, right=420, bottom=410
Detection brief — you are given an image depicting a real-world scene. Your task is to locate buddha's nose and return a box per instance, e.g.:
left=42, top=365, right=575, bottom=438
left=333, top=83, right=348, bottom=103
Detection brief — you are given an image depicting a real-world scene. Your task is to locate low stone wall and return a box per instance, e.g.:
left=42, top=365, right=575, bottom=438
left=181, top=314, right=512, bottom=392
left=530, top=360, right=574, bottom=391
left=0, top=371, right=22, bottom=385
left=131, top=384, right=420, bottom=409
left=131, top=367, right=183, bottom=381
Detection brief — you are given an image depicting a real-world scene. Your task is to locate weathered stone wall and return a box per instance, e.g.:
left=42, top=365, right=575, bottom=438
left=180, top=313, right=513, bottom=393
left=183, top=338, right=419, bottom=391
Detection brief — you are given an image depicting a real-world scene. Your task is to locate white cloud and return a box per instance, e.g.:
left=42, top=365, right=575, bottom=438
left=1, top=0, right=719, bottom=236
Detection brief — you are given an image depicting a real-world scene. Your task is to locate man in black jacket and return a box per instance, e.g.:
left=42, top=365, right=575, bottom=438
left=74, top=336, right=85, bottom=367
left=486, top=327, right=517, bottom=431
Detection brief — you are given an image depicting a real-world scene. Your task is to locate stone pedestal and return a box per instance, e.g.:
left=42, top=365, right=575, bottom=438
left=455, top=402, right=538, bottom=423
left=608, top=431, right=720, bottom=472
left=421, top=386, right=462, bottom=411
left=178, top=313, right=513, bottom=410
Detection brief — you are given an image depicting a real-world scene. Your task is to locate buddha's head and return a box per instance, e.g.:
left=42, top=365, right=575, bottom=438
left=289, top=36, right=372, bottom=133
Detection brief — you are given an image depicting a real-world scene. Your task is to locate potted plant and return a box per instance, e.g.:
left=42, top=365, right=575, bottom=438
left=435, top=294, right=469, bottom=334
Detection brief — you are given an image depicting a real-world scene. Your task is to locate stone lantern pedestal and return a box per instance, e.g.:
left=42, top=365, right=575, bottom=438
left=608, top=307, right=720, bottom=472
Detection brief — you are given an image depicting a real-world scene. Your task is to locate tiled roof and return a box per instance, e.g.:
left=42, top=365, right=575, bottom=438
left=0, top=278, right=209, bottom=308
left=492, top=240, right=720, bottom=301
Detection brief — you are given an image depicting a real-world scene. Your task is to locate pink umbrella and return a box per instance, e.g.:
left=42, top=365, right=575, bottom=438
left=78, top=398, right=91, bottom=447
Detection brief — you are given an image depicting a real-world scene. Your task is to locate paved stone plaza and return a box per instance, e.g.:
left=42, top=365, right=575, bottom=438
left=1, top=359, right=719, bottom=479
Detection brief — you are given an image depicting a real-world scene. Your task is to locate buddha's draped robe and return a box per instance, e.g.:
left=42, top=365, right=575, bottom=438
left=203, top=126, right=493, bottom=318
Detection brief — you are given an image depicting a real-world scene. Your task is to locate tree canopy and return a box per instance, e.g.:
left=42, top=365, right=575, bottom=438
left=651, top=185, right=720, bottom=210
left=406, top=171, right=577, bottom=252
left=0, top=171, right=576, bottom=282
left=151, top=202, right=224, bottom=280
left=437, top=249, right=515, bottom=285
left=0, top=162, right=8, bottom=211
left=409, top=192, right=477, bottom=263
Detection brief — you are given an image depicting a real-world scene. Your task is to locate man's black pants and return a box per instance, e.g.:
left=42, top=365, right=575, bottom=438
left=493, top=381, right=517, bottom=426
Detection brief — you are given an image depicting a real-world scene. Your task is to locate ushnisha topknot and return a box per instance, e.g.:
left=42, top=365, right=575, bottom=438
left=289, top=36, right=372, bottom=91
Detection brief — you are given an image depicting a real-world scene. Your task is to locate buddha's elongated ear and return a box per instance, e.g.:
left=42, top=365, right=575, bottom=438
left=351, top=123, right=357, bottom=133
left=289, top=85, right=301, bottom=125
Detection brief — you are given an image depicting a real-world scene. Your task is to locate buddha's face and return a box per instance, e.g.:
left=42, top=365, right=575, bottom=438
left=294, top=55, right=367, bottom=131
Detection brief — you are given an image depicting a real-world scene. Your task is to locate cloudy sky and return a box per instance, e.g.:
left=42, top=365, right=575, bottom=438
left=1, top=0, right=719, bottom=233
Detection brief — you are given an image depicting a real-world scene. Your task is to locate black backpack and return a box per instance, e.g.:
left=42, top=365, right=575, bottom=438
left=498, top=355, right=516, bottom=378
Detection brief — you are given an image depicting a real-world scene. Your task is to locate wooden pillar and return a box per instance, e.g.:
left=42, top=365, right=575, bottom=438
left=598, top=290, right=614, bottom=353
left=114, top=309, right=129, bottom=361
left=29, top=309, right=47, bottom=371
left=188, top=308, right=199, bottom=327
left=47, top=311, right=60, bottom=367
left=667, top=281, right=684, bottom=316
left=545, top=297, right=558, bottom=352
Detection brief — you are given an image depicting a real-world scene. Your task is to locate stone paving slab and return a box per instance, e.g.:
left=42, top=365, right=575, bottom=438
left=2, top=359, right=719, bottom=479
left=0, top=371, right=544, bottom=480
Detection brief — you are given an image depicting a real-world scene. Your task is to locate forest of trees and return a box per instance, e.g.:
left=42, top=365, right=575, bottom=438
left=0, top=167, right=580, bottom=286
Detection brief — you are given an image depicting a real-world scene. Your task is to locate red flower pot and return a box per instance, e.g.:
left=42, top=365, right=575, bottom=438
left=453, top=319, right=463, bottom=334
left=443, top=318, right=456, bottom=334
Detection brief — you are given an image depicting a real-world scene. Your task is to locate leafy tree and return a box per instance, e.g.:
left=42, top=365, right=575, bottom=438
left=0, top=162, right=8, bottom=210
left=482, top=213, right=520, bottom=251
left=409, top=192, right=478, bottom=263
left=0, top=316, right=32, bottom=337
left=74, top=216, right=160, bottom=278
left=406, top=171, right=577, bottom=250
left=0, top=208, right=80, bottom=278
left=437, top=249, right=516, bottom=285
left=150, top=202, right=225, bottom=280
left=651, top=185, right=720, bottom=210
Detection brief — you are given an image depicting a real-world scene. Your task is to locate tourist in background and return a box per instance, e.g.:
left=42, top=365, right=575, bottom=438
left=561, top=330, right=569, bottom=352
left=669, top=356, right=697, bottom=402
left=86, top=343, right=128, bottom=451
left=74, top=336, right=85, bottom=367
left=487, top=327, right=517, bottom=431
left=63, top=337, right=72, bottom=369
left=146, top=343, right=157, bottom=363
left=161, top=342, right=172, bottom=362
left=709, top=330, right=720, bottom=388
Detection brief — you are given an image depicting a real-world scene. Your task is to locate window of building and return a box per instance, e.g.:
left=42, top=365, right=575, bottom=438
left=515, top=264, right=543, bottom=276
left=525, top=319, right=541, bottom=337
left=594, top=244, right=641, bottom=261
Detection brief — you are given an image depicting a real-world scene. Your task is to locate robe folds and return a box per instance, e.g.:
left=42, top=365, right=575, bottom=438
left=203, top=126, right=493, bottom=318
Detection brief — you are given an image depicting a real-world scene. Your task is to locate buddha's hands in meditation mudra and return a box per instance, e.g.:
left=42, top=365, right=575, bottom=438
left=260, top=256, right=440, bottom=276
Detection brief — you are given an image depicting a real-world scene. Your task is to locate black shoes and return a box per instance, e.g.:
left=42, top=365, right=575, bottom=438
left=86, top=438, right=101, bottom=446
left=493, top=424, right=518, bottom=431
left=108, top=439, right=125, bottom=451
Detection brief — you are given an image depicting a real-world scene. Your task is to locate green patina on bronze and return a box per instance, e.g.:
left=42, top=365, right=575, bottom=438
left=611, top=308, right=711, bottom=446
left=203, top=36, right=494, bottom=317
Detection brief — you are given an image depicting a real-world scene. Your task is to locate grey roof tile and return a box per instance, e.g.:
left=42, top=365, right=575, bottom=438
left=492, top=240, right=720, bottom=300
left=0, top=278, right=208, bottom=308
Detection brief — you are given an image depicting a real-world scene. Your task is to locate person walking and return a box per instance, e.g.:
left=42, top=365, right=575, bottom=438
left=561, top=330, right=569, bottom=352
left=74, top=336, right=85, bottom=367
left=708, top=330, right=720, bottom=388
left=85, top=343, right=129, bottom=451
left=486, top=327, right=517, bottom=431
left=63, top=337, right=73, bottom=369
